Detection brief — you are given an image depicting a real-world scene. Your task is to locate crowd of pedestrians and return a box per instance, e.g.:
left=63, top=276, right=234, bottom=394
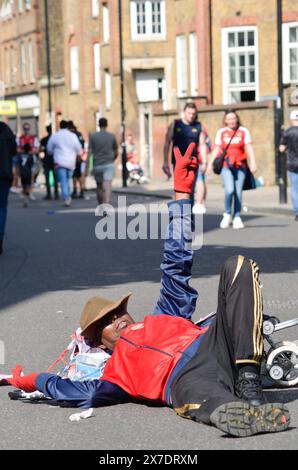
left=1, top=103, right=298, bottom=256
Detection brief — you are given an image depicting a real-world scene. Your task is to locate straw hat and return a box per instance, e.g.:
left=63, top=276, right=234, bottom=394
left=80, top=293, right=132, bottom=340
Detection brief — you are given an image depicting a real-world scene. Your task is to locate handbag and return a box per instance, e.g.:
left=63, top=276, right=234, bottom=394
left=213, top=128, right=238, bottom=175
left=243, top=166, right=257, bottom=191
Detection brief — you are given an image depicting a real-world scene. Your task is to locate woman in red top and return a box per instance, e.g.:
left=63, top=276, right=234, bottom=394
left=208, top=110, right=257, bottom=229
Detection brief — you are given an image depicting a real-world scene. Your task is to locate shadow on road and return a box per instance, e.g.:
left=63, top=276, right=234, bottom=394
left=0, top=195, right=297, bottom=313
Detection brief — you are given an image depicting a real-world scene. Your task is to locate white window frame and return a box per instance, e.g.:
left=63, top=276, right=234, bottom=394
left=91, top=0, right=99, bottom=17
left=28, top=41, right=35, bottom=83
left=10, top=46, right=16, bottom=87
left=189, top=32, right=199, bottom=97
left=5, top=47, right=10, bottom=87
left=103, top=4, right=110, bottom=43
left=70, top=46, right=79, bottom=92
left=93, top=43, right=101, bottom=90
left=18, top=0, right=23, bottom=13
left=105, top=70, right=112, bottom=109
left=0, top=0, right=13, bottom=21
left=176, top=34, right=188, bottom=97
left=283, top=22, right=298, bottom=84
left=222, top=26, right=259, bottom=104
left=130, top=0, right=166, bottom=41
left=20, top=42, right=27, bottom=84
left=25, top=0, right=31, bottom=11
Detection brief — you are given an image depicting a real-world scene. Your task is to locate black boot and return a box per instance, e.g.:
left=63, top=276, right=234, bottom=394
left=235, top=369, right=266, bottom=406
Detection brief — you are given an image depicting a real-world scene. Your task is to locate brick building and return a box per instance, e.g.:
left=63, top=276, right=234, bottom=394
left=0, top=0, right=41, bottom=134
left=1, top=1, right=298, bottom=183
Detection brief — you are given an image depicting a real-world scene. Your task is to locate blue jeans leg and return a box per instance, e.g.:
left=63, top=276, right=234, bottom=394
left=288, top=171, right=298, bottom=215
left=0, top=181, right=11, bottom=239
left=233, top=168, right=246, bottom=218
left=56, top=167, right=73, bottom=201
left=221, top=167, right=234, bottom=215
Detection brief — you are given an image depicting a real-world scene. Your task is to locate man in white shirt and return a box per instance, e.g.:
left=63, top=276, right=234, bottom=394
left=47, top=120, right=82, bottom=206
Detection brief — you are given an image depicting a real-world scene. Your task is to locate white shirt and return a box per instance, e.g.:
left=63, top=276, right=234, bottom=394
left=47, top=129, right=82, bottom=170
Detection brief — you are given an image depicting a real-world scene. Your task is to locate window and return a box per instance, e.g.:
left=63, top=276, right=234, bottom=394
left=28, top=42, right=35, bottom=83
left=0, top=0, right=13, bottom=21
left=5, top=48, right=10, bottom=87
left=25, top=0, right=31, bottom=10
left=130, top=0, right=166, bottom=40
left=189, top=32, right=199, bottom=97
left=70, top=46, right=79, bottom=91
left=103, top=4, right=110, bottom=43
left=92, top=0, right=99, bottom=17
left=135, top=69, right=165, bottom=102
left=20, top=42, right=27, bottom=84
left=222, top=27, right=258, bottom=104
left=176, top=35, right=188, bottom=97
left=105, top=70, right=112, bottom=109
left=283, top=22, right=298, bottom=83
left=93, top=43, right=101, bottom=90
left=18, top=0, right=23, bottom=13
left=10, top=47, right=17, bottom=87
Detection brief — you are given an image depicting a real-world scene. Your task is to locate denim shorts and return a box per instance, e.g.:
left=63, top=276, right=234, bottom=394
left=196, top=165, right=206, bottom=183
left=93, top=163, right=115, bottom=183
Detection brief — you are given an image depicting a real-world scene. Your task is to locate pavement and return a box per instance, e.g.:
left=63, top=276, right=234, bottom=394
left=0, top=185, right=297, bottom=450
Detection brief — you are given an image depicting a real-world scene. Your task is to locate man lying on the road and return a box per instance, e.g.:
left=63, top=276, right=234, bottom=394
left=1, top=143, right=290, bottom=437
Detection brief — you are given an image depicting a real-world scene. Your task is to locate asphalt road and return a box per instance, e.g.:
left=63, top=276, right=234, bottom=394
left=0, top=189, right=298, bottom=450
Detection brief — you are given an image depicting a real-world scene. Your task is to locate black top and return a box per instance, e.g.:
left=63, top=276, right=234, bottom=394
left=280, top=126, right=298, bottom=173
left=0, top=122, right=17, bottom=183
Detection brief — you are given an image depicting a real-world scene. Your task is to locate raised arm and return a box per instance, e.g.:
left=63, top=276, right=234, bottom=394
left=154, top=143, right=199, bottom=320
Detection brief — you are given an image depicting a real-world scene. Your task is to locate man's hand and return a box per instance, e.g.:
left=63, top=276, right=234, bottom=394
left=5, top=364, right=38, bottom=393
left=173, top=143, right=199, bottom=194
left=162, top=162, right=172, bottom=179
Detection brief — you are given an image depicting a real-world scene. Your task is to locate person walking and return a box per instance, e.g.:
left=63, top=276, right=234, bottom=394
left=279, top=109, right=298, bottom=221
left=17, top=143, right=35, bottom=208
left=207, top=109, right=257, bottom=229
left=67, top=121, right=86, bottom=199
left=47, top=120, right=82, bottom=207
left=40, top=125, right=59, bottom=200
left=0, top=121, right=17, bottom=254
left=89, top=118, right=118, bottom=205
left=163, top=102, right=207, bottom=210
left=17, top=122, right=40, bottom=192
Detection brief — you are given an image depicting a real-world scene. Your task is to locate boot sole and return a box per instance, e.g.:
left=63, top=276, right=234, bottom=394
left=210, top=401, right=290, bottom=437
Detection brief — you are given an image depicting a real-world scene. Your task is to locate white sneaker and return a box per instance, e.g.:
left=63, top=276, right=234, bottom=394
left=64, top=198, right=71, bottom=207
left=220, top=213, right=232, bottom=229
left=233, top=216, right=245, bottom=229
left=192, top=203, right=207, bottom=215
left=29, top=193, right=36, bottom=201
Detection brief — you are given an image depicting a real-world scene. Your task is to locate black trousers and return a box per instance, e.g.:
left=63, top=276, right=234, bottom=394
left=170, top=255, right=263, bottom=424
left=44, top=165, right=59, bottom=197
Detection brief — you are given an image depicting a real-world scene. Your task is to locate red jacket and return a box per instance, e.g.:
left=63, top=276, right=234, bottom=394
left=102, top=314, right=207, bottom=403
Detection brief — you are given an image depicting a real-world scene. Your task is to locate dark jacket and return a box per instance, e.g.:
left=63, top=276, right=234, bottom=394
left=0, top=122, right=17, bottom=183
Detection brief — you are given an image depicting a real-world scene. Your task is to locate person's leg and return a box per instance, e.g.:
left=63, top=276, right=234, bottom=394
left=66, top=169, right=73, bottom=203
left=0, top=181, right=10, bottom=252
left=102, top=181, right=112, bottom=204
left=233, top=168, right=246, bottom=218
left=56, top=167, right=69, bottom=202
left=221, top=167, right=235, bottom=215
left=44, top=166, right=51, bottom=199
left=52, top=167, right=59, bottom=199
left=170, top=255, right=290, bottom=435
left=288, top=171, right=298, bottom=217
left=193, top=167, right=207, bottom=214
left=102, top=164, right=115, bottom=205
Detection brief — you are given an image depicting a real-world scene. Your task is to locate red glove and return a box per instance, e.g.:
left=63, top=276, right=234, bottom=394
left=5, top=364, right=38, bottom=393
left=173, top=143, right=199, bottom=194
